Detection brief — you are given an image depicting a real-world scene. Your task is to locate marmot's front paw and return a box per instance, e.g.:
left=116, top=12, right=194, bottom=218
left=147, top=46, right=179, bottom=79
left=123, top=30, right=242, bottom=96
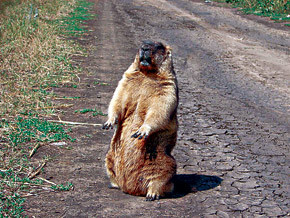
left=131, top=125, right=151, bottom=140
left=102, top=117, right=118, bottom=130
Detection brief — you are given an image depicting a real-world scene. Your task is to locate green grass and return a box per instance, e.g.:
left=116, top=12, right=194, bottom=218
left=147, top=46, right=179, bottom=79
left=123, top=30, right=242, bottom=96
left=51, top=182, right=74, bottom=191
left=57, top=96, right=81, bottom=100
left=8, top=116, right=75, bottom=146
left=75, top=108, right=107, bottom=116
left=215, top=0, right=290, bottom=25
left=0, top=0, right=95, bottom=216
left=93, top=81, right=110, bottom=86
left=60, top=0, right=96, bottom=37
left=0, top=116, right=76, bottom=217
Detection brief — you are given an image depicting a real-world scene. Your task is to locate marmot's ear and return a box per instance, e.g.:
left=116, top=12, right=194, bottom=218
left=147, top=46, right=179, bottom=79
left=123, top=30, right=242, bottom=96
left=165, top=46, right=172, bottom=57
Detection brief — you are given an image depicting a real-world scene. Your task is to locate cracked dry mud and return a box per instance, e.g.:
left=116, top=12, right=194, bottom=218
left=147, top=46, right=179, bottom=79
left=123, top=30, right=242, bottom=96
left=25, top=0, right=290, bottom=217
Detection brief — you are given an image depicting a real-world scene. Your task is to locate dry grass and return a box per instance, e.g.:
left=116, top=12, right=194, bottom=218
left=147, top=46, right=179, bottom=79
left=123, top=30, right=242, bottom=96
left=0, top=0, right=81, bottom=117
left=0, top=0, right=94, bottom=216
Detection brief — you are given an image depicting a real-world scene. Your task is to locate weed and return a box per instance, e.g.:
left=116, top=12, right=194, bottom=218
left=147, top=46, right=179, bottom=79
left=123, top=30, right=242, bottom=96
left=0, top=193, right=25, bottom=217
left=218, top=0, right=290, bottom=25
left=56, top=96, right=81, bottom=100
left=75, top=108, right=107, bottom=116
left=0, top=0, right=95, bottom=216
left=60, top=0, right=96, bottom=37
left=93, top=81, right=110, bottom=86
left=51, top=182, right=74, bottom=191
left=9, top=116, right=75, bottom=146
left=64, top=84, right=79, bottom=88
left=0, top=116, right=75, bottom=216
left=92, top=111, right=107, bottom=117
left=0, top=0, right=81, bottom=117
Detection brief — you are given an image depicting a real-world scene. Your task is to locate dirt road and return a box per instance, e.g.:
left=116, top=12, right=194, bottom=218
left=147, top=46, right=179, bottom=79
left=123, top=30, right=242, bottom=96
left=25, top=0, right=290, bottom=217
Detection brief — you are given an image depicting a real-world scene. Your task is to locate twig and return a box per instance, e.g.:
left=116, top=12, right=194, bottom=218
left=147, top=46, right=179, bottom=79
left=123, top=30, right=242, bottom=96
left=28, top=162, right=46, bottom=179
left=37, top=177, right=57, bottom=185
left=35, top=104, right=74, bottom=110
left=21, top=193, right=37, bottom=197
left=29, top=143, right=41, bottom=158
left=53, top=97, right=78, bottom=100
left=48, top=120, right=102, bottom=126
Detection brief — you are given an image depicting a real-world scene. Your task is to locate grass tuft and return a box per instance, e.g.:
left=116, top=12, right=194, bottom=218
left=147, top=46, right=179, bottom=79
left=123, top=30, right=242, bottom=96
left=75, top=108, right=107, bottom=116
left=51, top=182, right=74, bottom=191
left=0, top=0, right=95, bottom=216
left=215, top=0, right=290, bottom=25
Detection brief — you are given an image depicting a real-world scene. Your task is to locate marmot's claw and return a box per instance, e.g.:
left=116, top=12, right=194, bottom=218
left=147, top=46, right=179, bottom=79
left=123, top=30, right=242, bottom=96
left=138, top=134, right=148, bottom=140
left=102, top=117, right=118, bottom=130
left=131, top=132, right=141, bottom=138
left=108, top=183, right=120, bottom=189
left=102, top=122, right=111, bottom=130
left=132, top=131, right=149, bottom=140
left=145, top=193, right=159, bottom=201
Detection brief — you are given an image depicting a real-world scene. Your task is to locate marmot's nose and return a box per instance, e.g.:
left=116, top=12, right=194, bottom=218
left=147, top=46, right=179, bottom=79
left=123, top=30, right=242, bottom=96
left=139, top=50, right=151, bottom=66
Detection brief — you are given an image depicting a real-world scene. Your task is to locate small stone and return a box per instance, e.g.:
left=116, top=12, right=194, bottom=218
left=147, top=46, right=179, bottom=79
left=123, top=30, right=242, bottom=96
left=224, top=198, right=239, bottom=205
left=216, top=163, right=234, bottom=171
left=216, top=211, right=230, bottom=218
left=227, top=172, right=251, bottom=180
left=249, top=206, right=262, bottom=213
left=228, top=203, right=249, bottom=211
left=261, top=200, right=277, bottom=208
left=205, top=208, right=217, bottom=215
left=246, top=198, right=264, bottom=206
left=222, top=148, right=232, bottom=153
left=51, top=142, right=67, bottom=146
left=234, top=165, right=251, bottom=172
left=233, top=180, right=260, bottom=190
left=202, top=128, right=226, bottom=136
left=263, top=206, right=286, bottom=216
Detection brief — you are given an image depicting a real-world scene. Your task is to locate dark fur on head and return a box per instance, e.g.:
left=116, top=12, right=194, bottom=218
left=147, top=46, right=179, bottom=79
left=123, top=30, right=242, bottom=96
left=139, top=40, right=166, bottom=72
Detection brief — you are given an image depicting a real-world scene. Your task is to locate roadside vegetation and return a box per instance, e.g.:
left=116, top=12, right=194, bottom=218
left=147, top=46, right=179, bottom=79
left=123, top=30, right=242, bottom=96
left=0, top=0, right=94, bottom=216
left=215, top=0, right=290, bottom=25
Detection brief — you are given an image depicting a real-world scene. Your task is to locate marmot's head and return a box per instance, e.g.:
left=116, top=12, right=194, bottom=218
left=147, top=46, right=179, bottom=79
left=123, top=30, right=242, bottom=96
left=138, top=40, right=169, bottom=72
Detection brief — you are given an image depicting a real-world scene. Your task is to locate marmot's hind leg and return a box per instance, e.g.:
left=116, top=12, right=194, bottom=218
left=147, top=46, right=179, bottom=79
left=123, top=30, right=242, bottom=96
left=145, top=155, right=176, bottom=201
left=105, top=152, right=119, bottom=189
left=146, top=180, right=174, bottom=201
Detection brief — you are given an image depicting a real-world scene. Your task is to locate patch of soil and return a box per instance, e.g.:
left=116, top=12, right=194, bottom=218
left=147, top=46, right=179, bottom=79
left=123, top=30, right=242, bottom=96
left=24, top=0, right=289, bottom=217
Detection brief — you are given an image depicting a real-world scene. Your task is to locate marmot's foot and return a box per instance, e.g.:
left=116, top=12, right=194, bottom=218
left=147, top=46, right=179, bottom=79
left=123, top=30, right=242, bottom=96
left=108, top=183, right=119, bottom=189
left=145, top=192, right=160, bottom=201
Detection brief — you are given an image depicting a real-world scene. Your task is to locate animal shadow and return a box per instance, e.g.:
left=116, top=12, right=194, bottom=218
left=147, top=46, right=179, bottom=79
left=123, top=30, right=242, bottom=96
left=170, top=174, right=223, bottom=198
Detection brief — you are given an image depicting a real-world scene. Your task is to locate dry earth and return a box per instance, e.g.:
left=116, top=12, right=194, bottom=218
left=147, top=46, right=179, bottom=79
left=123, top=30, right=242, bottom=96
left=25, top=0, right=290, bottom=217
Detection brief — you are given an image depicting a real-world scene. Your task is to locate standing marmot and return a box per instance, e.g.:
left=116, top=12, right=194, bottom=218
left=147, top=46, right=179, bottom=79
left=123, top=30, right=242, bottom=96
left=103, top=40, right=178, bottom=201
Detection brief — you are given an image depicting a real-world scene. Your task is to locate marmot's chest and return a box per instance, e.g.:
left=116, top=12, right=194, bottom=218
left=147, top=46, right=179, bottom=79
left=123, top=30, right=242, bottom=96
left=122, top=79, right=160, bottom=119
left=128, top=77, right=161, bottom=97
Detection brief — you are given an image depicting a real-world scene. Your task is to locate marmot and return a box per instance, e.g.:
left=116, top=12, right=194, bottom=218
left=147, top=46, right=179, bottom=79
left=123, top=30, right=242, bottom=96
left=103, top=40, right=178, bottom=201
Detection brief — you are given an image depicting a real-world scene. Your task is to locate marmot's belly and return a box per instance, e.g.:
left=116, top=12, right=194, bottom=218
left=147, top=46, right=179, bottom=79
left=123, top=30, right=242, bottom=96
left=114, top=143, right=176, bottom=194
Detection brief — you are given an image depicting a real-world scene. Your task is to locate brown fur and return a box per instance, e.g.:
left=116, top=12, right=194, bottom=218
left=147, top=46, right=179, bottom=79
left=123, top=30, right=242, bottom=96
left=103, top=41, right=178, bottom=201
